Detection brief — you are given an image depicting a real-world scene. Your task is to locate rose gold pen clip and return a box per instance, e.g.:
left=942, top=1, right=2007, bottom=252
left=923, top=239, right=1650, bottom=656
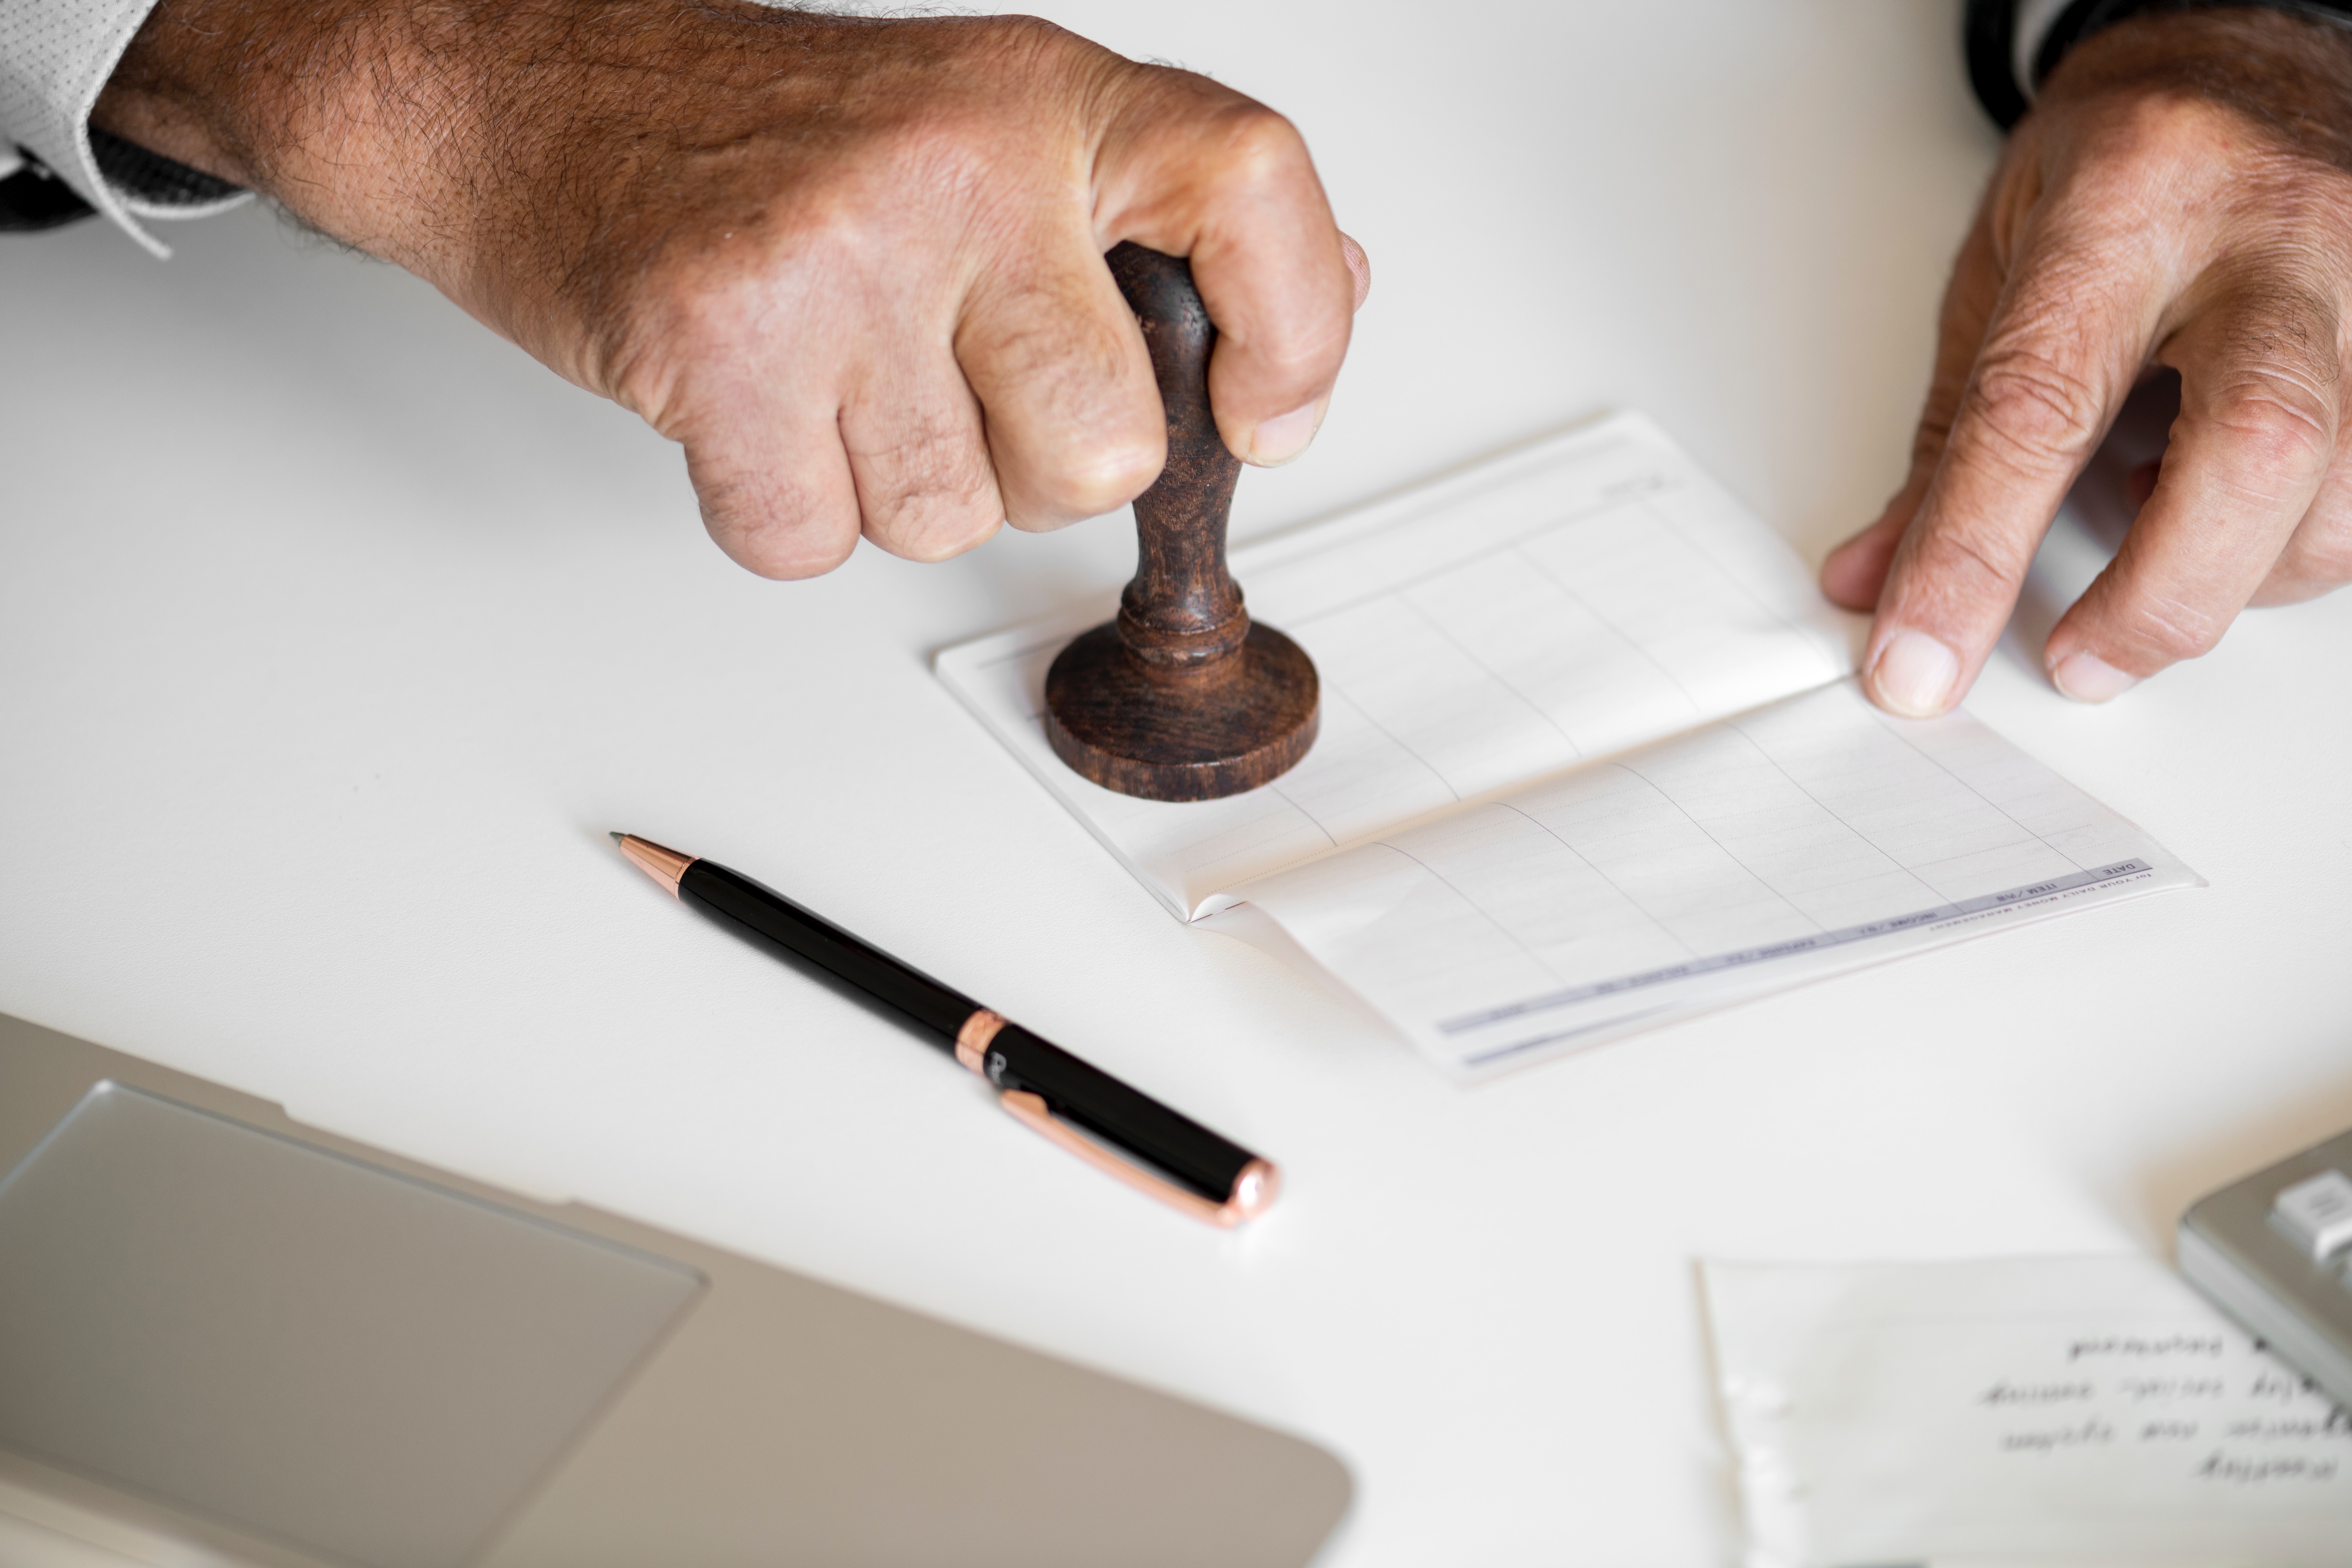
left=954, top=1010, right=1279, bottom=1229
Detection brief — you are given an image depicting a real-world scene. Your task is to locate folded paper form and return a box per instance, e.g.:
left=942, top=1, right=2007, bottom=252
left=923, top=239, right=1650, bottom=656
left=936, top=414, right=2199, bottom=1076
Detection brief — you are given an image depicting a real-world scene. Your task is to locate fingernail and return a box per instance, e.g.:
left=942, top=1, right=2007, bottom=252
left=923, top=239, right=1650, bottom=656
left=1248, top=398, right=1324, bottom=467
left=2050, top=650, right=2138, bottom=703
left=1870, top=629, right=1960, bottom=717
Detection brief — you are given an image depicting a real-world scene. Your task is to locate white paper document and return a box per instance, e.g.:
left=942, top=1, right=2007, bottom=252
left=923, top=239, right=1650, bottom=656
left=935, top=414, right=2199, bottom=1076
left=1703, top=1255, right=2352, bottom=1568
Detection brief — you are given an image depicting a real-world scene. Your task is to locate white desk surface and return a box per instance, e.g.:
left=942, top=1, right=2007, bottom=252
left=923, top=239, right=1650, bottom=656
left=6, top=4, right=2350, bottom=1562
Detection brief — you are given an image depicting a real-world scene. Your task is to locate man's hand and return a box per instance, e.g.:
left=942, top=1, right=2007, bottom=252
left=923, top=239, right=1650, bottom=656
left=1822, top=9, right=2352, bottom=714
left=92, top=1, right=1368, bottom=578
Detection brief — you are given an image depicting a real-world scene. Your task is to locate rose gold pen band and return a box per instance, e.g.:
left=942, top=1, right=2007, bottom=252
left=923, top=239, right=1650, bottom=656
left=954, top=1007, right=1279, bottom=1229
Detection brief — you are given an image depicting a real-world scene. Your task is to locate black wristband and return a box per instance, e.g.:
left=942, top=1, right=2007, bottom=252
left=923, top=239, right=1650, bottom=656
left=0, top=129, right=243, bottom=237
left=1966, top=0, right=2352, bottom=130
left=88, top=127, right=243, bottom=210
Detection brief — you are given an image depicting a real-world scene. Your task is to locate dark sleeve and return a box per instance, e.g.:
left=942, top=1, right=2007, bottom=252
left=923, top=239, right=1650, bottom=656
left=1964, top=0, right=2033, bottom=131
left=1967, top=0, right=2352, bottom=131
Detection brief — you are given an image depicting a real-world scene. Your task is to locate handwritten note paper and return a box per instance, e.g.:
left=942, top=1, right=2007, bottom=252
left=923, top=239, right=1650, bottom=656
left=1703, top=1255, right=2352, bottom=1567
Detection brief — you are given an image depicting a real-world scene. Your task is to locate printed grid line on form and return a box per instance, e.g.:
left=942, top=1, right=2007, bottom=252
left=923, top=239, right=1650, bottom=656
left=1397, top=595, right=1584, bottom=760
left=1369, top=841, right=1554, bottom=972
left=1610, top=754, right=1834, bottom=938
left=1859, top=706, right=2091, bottom=875
left=1643, top=499, right=1846, bottom=677
left=1310, top=683, right=1463, bottom=807
left=1715, top=721, right=1953, bottom=910
left=1512, top=541, right=1706, bottom=721
left=1262, top=782, right=1340, bottom=851
left=1257, top=497, right=1798, bottom=834
left=1492, top=800, right=1698, bottom=960
left=1246, top=472, right=1676, bottom=631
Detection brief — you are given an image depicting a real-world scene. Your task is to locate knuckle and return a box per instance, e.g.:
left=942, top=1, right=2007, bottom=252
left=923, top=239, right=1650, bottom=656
left=2191, top=275, right=2344, bottom=490
left=970, top=11, right=1095, bottom=80
left=2107, top=91, right=2237, bottom=167
left=2219, top=276, right=2341, bottom=377
left=851, top=423, right=1002, bottom=554
left=1243, top=296, right=1351, bottom=387
left=1200, top=101, right=1313, bottom=196
left=2069, top=90, right=2261, bottom=197
left=697, top=477, right=858, bottom=581
left=2120, top=593, right=2227, bottom=662
left=760, top=173, right=914, bottom=288
left=980, top=12, right=1069, bottom=49
left=960, top=313, right=1166, bottom=516
left=1025, top=435, right=1164, bottom=520
left=1909, top=394, right=1960, bottom=468
left=1960, top=345, right=2108, bottom=469
left=713, top=520, right=858, bottom=581
left=873, top=505, right=1002, bottom=563
left=962, top=274, right=1120, bottom=387
left=978, top=408, right=1159, bottom=522
left=1914, top=516, right=2035, bottom=596
left=2208, top=377, right=2334, bottom=481
left=627, top=165, right=902, bottom=348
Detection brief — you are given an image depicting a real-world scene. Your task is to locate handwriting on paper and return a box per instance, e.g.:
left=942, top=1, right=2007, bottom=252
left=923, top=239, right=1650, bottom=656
left=1981, top=1324, right=2350, bottom=1482
left=1705, top=1255, right=2352, bottom=1567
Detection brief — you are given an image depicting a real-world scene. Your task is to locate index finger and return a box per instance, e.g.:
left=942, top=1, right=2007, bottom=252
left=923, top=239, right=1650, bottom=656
left=1095, top=75, right=1359, bottom=468
left=1861, top=227, right=2166, bottom=715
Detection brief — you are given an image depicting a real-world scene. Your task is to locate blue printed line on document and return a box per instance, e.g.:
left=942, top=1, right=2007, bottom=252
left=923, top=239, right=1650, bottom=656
left=1437, top=859, right=2152, bottom=1039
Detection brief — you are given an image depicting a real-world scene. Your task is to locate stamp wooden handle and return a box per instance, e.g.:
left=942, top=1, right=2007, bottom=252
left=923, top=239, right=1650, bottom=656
left=1040, top=244, right=1319, bottom=803
left=1107, top=243, right=1248, bottom=667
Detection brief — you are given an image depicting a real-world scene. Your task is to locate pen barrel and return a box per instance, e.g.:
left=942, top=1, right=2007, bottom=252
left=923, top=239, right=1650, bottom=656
left=679, top=860, right=977, bottom=1043
left=669, top=853, right=1266, bottom=1212
left=980, top=1024, right=1257, bottom=1205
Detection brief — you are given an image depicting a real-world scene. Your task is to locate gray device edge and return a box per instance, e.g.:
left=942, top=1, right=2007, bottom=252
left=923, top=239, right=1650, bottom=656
left=12, top=1076, right=712, bottom=1287
left=2176, top=1133, right=2352, bottom=1415
left=0, top=1010, right=1356, bottom=1568
left=0, top=1078, right=712, bottom=1568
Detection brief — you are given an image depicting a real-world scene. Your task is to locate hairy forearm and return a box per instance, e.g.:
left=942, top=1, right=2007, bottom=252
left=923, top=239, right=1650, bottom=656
left=88, top=1, right=949, bottom=371
left=89, top=0, right=597, bottom=376
left=94, top=2, right=470, bottom=248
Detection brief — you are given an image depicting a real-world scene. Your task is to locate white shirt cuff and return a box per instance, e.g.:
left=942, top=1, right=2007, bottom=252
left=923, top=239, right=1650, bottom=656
left=1, top=0, right=250, bottom=256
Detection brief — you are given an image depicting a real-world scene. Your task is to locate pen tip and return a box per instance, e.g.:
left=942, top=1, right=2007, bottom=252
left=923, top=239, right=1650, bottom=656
left=609, top=831, right=626, bottom=845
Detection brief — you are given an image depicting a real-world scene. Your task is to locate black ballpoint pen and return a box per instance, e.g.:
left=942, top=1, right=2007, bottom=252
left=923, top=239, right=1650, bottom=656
left=611, top=833, right=1279, bottom=1226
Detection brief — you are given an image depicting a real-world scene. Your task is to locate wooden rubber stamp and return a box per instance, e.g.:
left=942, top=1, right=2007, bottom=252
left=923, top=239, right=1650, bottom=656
left=1043, top=244, right=1320, bottom=802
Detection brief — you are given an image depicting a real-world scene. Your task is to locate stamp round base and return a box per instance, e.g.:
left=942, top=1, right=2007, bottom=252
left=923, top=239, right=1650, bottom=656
left=1043, top=621, right=1319, bottom=803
